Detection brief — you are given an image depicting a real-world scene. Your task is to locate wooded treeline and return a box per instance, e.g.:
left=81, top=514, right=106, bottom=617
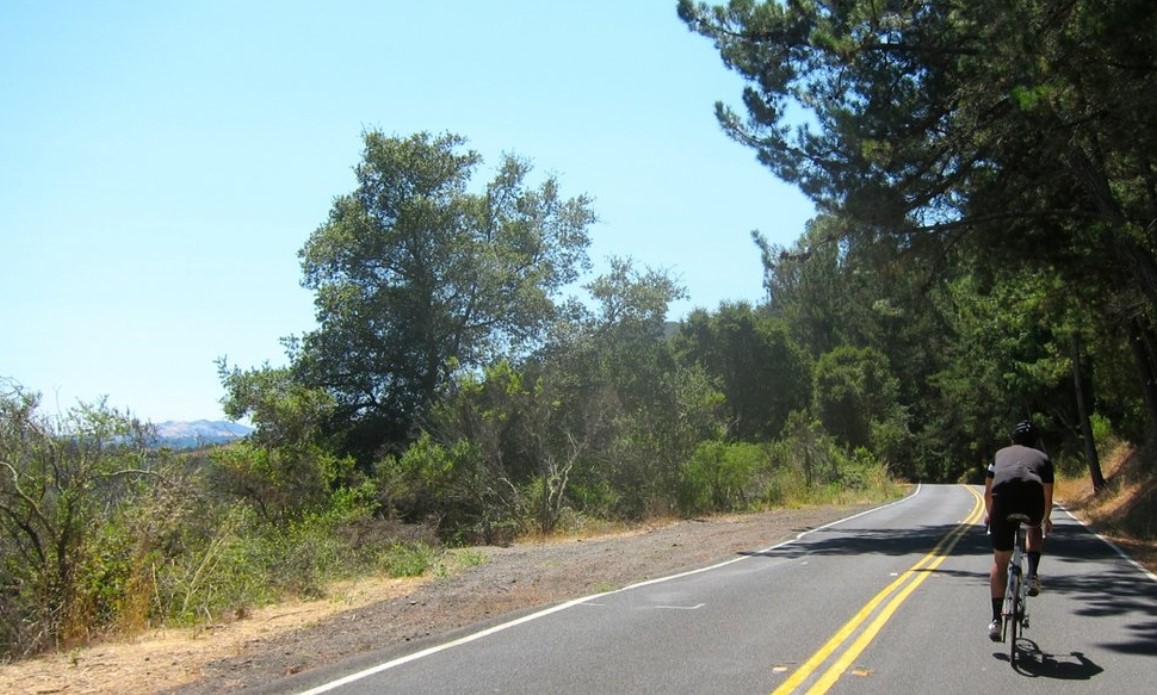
left=4, top=0, right=1154, bottom=659
left=677, top=0, right=1157, bottom=477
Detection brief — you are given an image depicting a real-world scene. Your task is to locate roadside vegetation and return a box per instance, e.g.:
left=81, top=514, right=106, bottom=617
left=5, top=0, right=1156, bottom=663
left=1056, top=439, right=1157, bottom=574
left=0, top=387, right=901, bottom=660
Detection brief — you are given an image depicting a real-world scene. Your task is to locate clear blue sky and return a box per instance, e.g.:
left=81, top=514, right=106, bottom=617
left=1, top=1, right=815, bottom=424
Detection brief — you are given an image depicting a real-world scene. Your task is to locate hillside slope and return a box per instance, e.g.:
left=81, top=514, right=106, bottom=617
left=1055, top=442, right=1157, bottom=573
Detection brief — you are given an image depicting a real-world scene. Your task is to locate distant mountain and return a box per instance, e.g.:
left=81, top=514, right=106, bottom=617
left=152, top=420, right=253, bottom=449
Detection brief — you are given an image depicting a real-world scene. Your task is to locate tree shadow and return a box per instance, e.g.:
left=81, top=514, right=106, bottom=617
left=1040, top=533, right=1157, bottom=656
left=738, top=519, right=1157, bottom=656
left=738, top=522, right=994, bottom=561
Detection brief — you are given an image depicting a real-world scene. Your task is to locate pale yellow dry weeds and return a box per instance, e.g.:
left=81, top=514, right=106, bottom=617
left=0, top=576, right=427, bottom=695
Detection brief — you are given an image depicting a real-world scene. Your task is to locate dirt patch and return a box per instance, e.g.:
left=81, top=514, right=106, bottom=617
left=1, top=505, right=874, bottom=695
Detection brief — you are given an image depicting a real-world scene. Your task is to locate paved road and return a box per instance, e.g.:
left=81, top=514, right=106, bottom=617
left=280, top=485, right=1157, bottom=694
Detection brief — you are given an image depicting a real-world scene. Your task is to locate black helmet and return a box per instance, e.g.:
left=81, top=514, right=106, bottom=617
left=1011, top=420, right=1038, bottom=444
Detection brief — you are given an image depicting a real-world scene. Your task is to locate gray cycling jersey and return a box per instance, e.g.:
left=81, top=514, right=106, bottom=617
left=986, top=444, right=1055, bottom=488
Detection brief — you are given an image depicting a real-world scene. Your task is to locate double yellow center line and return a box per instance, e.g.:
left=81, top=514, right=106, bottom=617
left=771, top=486, right=986, bottom=694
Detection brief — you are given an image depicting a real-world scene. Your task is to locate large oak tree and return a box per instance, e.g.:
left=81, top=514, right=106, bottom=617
left=290, top=131, right=596, bottom=456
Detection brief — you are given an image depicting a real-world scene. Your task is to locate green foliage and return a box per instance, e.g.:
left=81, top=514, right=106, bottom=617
left=771, top=412, right=840, bottom=488
left=217, top=361, right=334, bottom=449
left=376, top=433, right=463, bottom=521
left=1090, top=413, right=1114, bottom=452
left=213, top=361, right=375, bottom=524
left=153, top=505, right=276, bottom=622
left=0, top=387, right=163, bottom=656
left=921, top=267, right=1088, bottom=479
left=561, top=259, right=702, bottom=520
left=150, top=505, right=441, bottom=625
left=768, top=413, right=897, bottom=504
left=380, top=543, right=438, bottom=578
left=0, top=381, right=450, bottom=659
left=868, top=410, right=916, bottom=478
left=754, top=222, right=853, bottom=358
left=680, top=0, right=1157, bottom=248
left=288, top=130, right=597, bottom=459
left=449, top=548, right=487, bottom=571
left=566, top=479, right=622, bottom=521
left=208, top=443, right=366, bottom=525
left=405, top=258, right=712, bottom=530
left=376, top=431, right=525, bottom=545
left=682, top=0, right=1157, bottom=474
left=671, top=417, right=900, bottom=516
left=674, top=302, right=811, bottom=441
left=677, top=440, right=766, bottom=515
left=813, top=346, right=905, bottom=452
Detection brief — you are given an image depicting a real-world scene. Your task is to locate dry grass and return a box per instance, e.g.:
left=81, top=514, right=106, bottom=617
left=0, top=575, right=431, bottom=695
left=1054, top=441, right=1157, bottom=574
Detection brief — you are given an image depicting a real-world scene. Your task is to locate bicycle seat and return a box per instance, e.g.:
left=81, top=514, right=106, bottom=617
left=1006, top=513, right=1032, bottom=525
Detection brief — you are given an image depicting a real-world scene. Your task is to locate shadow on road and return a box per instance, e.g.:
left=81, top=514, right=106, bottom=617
left=994, top=640, right=1105, bottom=679
left=739, top=519, right=1157, bottom=656
left=1042, top=531, right=1157, bottom=655
left=739, top=522, right=992, bottom=561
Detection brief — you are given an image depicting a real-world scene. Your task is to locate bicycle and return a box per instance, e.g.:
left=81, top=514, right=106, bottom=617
left=1000, top=513, right=1034, bottom=664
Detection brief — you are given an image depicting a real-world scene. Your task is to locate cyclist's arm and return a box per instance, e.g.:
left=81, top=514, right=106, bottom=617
left=1041, top=456, right=1055, bottom=533
left=1042, top=482, right=1054, bottom=533
left=983, top=475, right=994, bottom=525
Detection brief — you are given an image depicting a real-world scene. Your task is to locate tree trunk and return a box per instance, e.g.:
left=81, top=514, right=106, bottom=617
left=1071, top=333, right=1106, bottom=493
left=1128, top=318, right=1157, bottom=441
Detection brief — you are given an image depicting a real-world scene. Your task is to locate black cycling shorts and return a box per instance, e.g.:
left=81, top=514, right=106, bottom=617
left=989, top=481, right=1045, bottom=552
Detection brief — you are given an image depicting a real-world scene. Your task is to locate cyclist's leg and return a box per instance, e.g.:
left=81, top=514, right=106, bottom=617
left=985, top=488, right=1013, bottom=624
left=990, top=548, right=1012, bottom=605
left=1026, top=525, right=1044, bottom=554
left=1023, top=484, right=1046, bottom=583
left=988, top=546, right=1012, bottom=640
left=988, top=490, right=1015, bottom=632
left=1026, top=525, right=1043, bottom=549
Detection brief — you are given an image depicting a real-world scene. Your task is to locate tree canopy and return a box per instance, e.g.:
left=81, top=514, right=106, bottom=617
left=680, top=0, right=1157, bottom=479
left=288, top=130, right=597, bottom=456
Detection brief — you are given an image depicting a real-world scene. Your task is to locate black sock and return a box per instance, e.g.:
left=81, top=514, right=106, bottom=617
left=992, top=597, right=1003, bottom=621
left=1028, top=551, right=1041, bottom=576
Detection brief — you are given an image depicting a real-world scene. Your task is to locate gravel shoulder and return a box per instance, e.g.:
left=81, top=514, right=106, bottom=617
left=169, top=504, right=878, bottom=694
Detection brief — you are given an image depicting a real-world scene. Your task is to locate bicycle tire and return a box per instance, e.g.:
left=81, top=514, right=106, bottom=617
left=1008, top=569, right=1020, bottom=664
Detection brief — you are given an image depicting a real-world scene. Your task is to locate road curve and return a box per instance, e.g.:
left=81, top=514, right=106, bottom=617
left=275, top=485, right=1156, bottom=694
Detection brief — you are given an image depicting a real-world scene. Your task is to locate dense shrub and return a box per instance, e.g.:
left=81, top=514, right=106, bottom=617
left=0, top=388, right=449, bottom=659
left=0, top=391, right=165, bottom=657
left=677, top=440, right=765, bottom=515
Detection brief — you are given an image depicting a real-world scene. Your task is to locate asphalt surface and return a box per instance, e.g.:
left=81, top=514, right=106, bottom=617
left=278, top=485, right=1157, bottom=694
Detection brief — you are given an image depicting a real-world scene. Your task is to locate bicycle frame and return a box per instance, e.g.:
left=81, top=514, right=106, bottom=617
left=1001, top=513, right=1032, bottom=663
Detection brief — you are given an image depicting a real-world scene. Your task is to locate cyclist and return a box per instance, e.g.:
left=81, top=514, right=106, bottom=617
left=984, top=420, right=1054, bottom=641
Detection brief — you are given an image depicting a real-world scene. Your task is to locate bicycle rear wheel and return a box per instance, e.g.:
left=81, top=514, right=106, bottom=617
left=1007, top=574, right=1020, bottom=664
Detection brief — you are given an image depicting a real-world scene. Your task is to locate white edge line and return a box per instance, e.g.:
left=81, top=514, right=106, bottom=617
left=295, top=484, right=923, bottom=695
left=1054, top=502, right=1157, bottom=583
